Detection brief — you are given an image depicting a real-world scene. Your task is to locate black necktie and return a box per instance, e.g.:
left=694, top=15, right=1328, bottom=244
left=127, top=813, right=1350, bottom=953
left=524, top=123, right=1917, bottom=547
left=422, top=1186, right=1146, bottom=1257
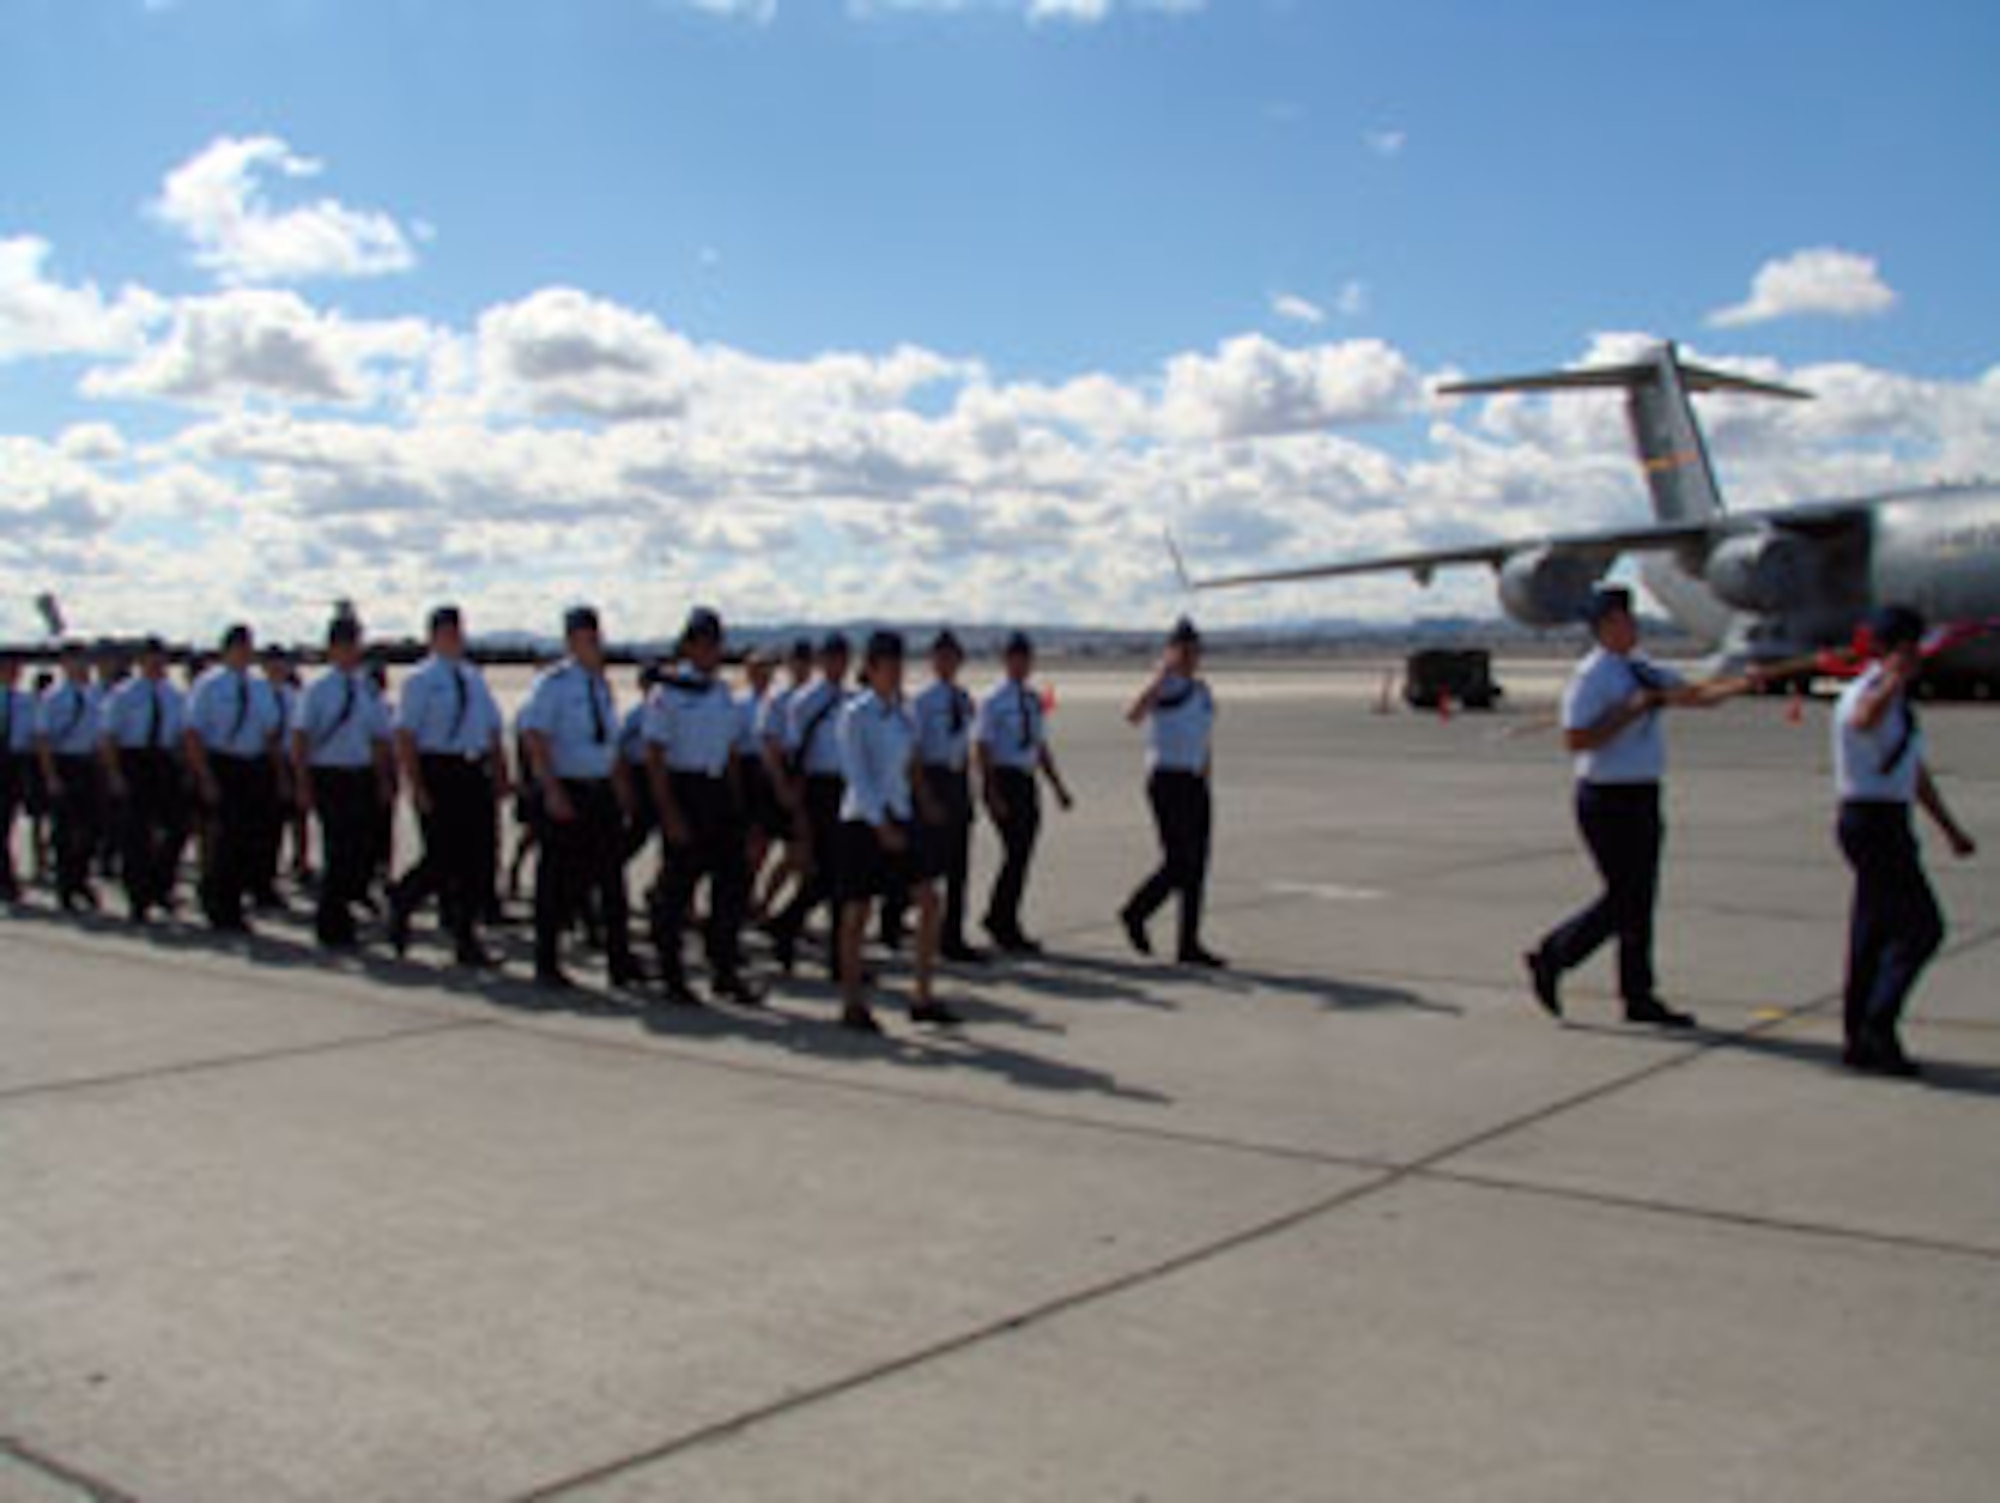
left=1016, top=683, right=1034, bottom=751
left=588, top=676, right=608, bottom=744
left=147, top=684, right=163, bottom=749
left=231, top=675, right=250, bottom=742
left=948, top=688, right=967, bottom=736
left=448, top=665, right=470, bottom=744
left=1880, top=694, right=1920, bottom=775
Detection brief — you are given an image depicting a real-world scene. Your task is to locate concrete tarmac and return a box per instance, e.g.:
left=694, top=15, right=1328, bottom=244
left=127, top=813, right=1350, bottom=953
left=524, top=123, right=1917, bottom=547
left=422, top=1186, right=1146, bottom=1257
left=3, top=657, right=1997, bottom=1502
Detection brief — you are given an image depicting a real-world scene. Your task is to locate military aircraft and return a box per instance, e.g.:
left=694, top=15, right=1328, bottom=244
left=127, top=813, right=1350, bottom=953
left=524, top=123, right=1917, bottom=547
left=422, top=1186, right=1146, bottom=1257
left=1192, top=342, right=2000, bottom=692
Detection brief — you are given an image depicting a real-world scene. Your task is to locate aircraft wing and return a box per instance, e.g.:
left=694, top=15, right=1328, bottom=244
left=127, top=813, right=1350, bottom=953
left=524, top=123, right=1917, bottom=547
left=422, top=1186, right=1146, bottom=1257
left=1191, top=519, right=1718, bottom=591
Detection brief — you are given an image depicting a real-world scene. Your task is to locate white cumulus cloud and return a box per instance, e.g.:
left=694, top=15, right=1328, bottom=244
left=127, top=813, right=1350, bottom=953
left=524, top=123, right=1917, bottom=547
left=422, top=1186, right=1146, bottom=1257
left=1159, top=335, right=1422, bottom=440
left=0, top=236, right=164, bottom=362
left=1708, top=247, right=1898, bottom=329
left=152, top=135, right=421, bottom=287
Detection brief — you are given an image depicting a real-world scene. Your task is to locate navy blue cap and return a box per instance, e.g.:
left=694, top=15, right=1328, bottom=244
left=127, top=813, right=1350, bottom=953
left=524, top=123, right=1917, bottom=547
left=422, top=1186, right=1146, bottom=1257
left=865, top=629, right=906, bottom=663
left=932, top=627, right=965, bottom=656
left=328, top=615, right=362, bottom=648
left=1868, top=604, right=1927, bottom=650
left=789, top=636, right=815, bottom=662
left=220, top=624, right=252, bottom=652
left=564, top=605, right=601, bottom=636
left=1004, top=630, right=1034, bottom=657
left=1583, top=585, right=1634, bottom=626
left=683, top=606, right=723, bottom=644
left=820, top=631, right=852, bottom=657
left=428, top=604, right=463, bottom=636
left=1168, top=616, right=1201, bottom=646
left=139, top=635, right=169, bottom=656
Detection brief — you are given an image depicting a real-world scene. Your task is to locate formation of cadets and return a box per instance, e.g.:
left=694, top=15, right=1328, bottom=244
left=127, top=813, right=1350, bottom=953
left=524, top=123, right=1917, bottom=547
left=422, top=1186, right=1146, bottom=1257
left=3, top=585, right=1974, bottom=1071
left=0, top=604, right=1222, bottom=1037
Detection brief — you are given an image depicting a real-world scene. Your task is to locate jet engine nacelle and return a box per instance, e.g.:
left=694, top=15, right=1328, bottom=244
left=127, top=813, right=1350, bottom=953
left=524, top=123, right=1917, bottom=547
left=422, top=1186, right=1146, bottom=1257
left=1497, top=547, right=1611, bottom=627
left=1704, top=530, right=1814, bottom=614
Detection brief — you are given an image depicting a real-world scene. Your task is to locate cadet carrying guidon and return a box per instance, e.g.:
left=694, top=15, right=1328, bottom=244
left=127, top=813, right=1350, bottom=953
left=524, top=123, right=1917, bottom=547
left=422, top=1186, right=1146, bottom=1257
left=1830, top=605, right=1977, bottom=1077
left=976, top=630, right=1073, bottom=954
left=1524, top=585, right=1756, bottom=1029
left=387, top=606, right=510, bottom=969
left=644, top=607, right=765, bottom=1009
left=1120, top=617, right=1225, bottom=969
left=36, top=641, right=104, bottom=913
left=291, top=615, right=395, bottom=950
left=184, top=625, right=287, bottom=935
left=98, top=635, right=188, bottom=925
left=518, top=606, right=640, bottom=991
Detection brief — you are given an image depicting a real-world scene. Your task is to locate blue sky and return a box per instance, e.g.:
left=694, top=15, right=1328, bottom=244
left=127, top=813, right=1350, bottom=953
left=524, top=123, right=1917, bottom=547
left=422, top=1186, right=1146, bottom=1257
left=3, top=0, right=1998, bottom=638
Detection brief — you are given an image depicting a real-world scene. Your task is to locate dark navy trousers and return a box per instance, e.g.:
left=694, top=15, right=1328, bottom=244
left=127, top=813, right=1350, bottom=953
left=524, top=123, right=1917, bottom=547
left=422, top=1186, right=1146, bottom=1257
left=1542, top=781, right=1662, bottom=1004
left=1837, top=800, right=1944, bottom=1046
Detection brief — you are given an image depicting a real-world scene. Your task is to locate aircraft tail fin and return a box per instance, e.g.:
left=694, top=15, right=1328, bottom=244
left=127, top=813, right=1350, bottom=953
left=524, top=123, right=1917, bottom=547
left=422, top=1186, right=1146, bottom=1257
left=1439, top=342, right=1810, bottom=525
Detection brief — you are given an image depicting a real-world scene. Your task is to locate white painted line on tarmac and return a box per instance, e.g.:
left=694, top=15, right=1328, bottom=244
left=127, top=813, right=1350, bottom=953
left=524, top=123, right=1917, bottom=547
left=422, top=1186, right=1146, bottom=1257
left=1264, top=881, right=1389, bottom=903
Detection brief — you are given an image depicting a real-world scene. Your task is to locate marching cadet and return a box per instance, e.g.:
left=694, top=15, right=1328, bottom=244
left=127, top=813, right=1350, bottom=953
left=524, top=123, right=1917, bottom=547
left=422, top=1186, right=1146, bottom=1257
left=387, top=606, right=509, bottom=969
left=620, top=662, right=665, bottom=869
left=736, top=648, right=787, bottom=914
left=518, top=606, right=640, bottom=991
left=292, top=616, right=395, bottom=950
left=769, top=632, right=855, bottom=977
left=184, top=625, right=285, bottom=934
left=753, top=638, right=815, bottom=922
left=1831, top=606, right=1977, bottom=1077
left=911, top=628, right=984, bottom=963
left=36, top=641, right=103, bottom=912
left=98, top=636, right=188, bottom=924
left=1, top=652, right=31, bottom=902
left=1524, top=585, right=1757, bottom=1029
left=1120, top=617, right=1226, bottom=969
left=834, top=630, right=960, bottom=1034
left=644, top=607, right=764, bottom=1008
left=976, top=631, right=1074, bottom=954
left=258, top=643, right=303, bottom=906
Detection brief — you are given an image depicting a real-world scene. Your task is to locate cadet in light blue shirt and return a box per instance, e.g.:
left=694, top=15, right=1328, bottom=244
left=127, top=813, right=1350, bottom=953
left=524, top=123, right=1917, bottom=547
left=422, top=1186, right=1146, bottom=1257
left=292, top=617, right=394, bottom=948
left=0, top=652, right=32, bottom=900
left=35, top=642, right=103, bottom=909
left=1119, top=618, right=1224, bottom=968
left=974, top=632, right=1074, bottom=953
left=519, top=606, right=637, bottom=990
left=1830, top=607, right=1977, bottom=1077
left=831, top=630, right=957, bottom=1035
left=98, top=637, right=189, bottom=924
left=909, top=630, right=982, bottom=960
left=100, top=659, right=185, bottom=754
left=183, top=625, right=284, bottom=933
left=387, top=606, right=512, bottom=969
left=769, top=633, right=857, bottom=977
left=1526, top=586, right=1756, bottom=1031
left=641, top=607, right=763, bottom=1007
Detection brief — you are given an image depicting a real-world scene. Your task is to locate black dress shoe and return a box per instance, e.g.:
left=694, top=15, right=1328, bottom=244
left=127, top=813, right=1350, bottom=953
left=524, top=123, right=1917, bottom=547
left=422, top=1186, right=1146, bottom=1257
left=387, top=898, right=413, bottom=958
left=1625, top=997, right=1697, bottom=1030
left=1524, top=949, right=1562, bottom=1020
left=657, top=976, right=705, bottom=1009
left=840, top=1003, right=884, bottom=1035
left=535, top=966, right=577, bottom=992
left=909, top=1001, right=963, bottom=1027
left=940, top=942, right=989, bottom=966
left=1120, top=906, right=1153, bottom=958
left=712, top=973, right=767, bottom=1008
left=454, top=943, right=500, bottom=970
left=1177, top=946, right=1228, bottom=970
